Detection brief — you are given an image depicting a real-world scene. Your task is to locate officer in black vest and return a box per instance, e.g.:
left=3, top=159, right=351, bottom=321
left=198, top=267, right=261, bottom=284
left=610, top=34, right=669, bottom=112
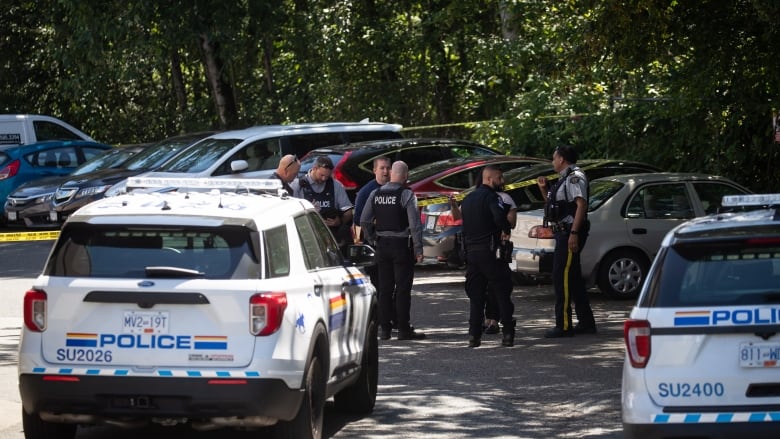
left=360, top=161, right=425, bottom=341
left=291, top=156, right=353, bottom=253
left=537, top=145, right=596, bottom=338
left=460, top=165, right=516, bottom=348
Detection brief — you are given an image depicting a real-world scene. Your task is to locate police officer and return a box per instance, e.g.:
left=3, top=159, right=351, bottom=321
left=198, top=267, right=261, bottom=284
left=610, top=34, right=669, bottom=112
left=537, top=145, right=596, bottom=338
left=291, top=156, right=353, bottom=252
left=360, top=161, right=425, bottom=341
left=271, top=154, right=300, bottom=195
left=460, top=165, right=516, bottom=348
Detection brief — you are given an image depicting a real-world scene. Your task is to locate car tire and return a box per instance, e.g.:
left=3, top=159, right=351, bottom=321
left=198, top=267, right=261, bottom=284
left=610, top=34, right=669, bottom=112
left=22, top=410, right=76, bottom=439
left=272, top=353, right=326, bottom=439
left=597, top=249, right=649, bottom=300
left=334, top=312, right=378, bottom=413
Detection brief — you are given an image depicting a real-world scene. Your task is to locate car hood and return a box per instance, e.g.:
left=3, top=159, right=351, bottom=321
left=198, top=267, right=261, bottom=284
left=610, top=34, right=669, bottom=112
left=9, top=175, right=69, bottom=197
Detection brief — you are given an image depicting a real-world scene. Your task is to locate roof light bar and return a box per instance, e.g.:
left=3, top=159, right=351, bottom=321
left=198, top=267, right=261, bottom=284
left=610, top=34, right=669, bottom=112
left=127, top=177, right=283, bottom=191
left=722, top=194, right=780, bottom=207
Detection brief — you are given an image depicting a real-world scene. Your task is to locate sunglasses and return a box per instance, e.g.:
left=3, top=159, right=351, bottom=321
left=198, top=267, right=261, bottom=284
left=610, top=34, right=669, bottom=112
left=284, top=156, right=299, bottom=170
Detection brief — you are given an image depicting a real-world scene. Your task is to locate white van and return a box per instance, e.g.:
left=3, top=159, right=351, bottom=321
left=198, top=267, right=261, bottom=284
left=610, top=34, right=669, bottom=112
left=0, top=114, right=94, bottom=146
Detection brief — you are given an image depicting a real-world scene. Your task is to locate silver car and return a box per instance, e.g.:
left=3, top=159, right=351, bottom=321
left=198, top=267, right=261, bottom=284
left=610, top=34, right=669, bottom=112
left=511, top=173, right=751, bottom=299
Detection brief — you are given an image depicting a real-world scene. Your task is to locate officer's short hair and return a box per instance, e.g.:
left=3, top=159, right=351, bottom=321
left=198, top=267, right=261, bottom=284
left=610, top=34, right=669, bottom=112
left=314, top=156, right=334, bottom=169
left=555, top=145, right=578, bottom=164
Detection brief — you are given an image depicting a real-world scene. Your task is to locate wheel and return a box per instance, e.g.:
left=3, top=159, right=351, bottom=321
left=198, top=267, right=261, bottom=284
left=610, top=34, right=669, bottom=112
left=597, top=249, right=649, bottom=300
left=334, top=314, right=378, bottom=413
left=272, top=354, right=326, bottom=439
left=22, top=410, right=76, bottom=439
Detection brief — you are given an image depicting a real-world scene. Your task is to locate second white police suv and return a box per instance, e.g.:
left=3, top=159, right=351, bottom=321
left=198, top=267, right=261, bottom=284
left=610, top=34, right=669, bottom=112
left=622, top=193, right=780, bottom=439
left=18, top=177, right=379, bottom=439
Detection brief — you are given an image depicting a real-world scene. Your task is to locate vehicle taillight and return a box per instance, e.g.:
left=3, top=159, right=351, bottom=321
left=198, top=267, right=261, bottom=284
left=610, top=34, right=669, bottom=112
left=528, top=225, right=554, bottom=239
left=333, top=151, right=359, bottom=191
left=249, top=292, right=287, bottom=336
left=0, top=159, right=21, bottom=180
left=433, top=212, right=462, bottom=231
left=624, top=319, right=651, bottom=368
left=23, top=289, right=47, bottom=332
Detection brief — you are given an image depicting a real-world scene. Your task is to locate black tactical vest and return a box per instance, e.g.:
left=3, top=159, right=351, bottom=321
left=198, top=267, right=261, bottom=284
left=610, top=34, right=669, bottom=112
left=298, top=177, right=336, bottom=212
left=373, top=186, right=409, bottom=232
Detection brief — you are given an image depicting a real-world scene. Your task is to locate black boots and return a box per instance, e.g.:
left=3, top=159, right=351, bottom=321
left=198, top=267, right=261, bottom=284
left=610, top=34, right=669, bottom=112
left=501, top=319, right=516, bottom=347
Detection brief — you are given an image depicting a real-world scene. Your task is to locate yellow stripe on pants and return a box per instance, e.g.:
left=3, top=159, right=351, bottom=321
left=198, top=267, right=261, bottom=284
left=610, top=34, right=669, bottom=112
left=562, top=249, right=573, bottom=331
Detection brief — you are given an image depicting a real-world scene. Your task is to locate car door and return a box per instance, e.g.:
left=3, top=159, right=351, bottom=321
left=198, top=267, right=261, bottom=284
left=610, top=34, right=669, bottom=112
left=623, top=182, right=694, bottom=256
left=294, top=212, right=363, bottom=370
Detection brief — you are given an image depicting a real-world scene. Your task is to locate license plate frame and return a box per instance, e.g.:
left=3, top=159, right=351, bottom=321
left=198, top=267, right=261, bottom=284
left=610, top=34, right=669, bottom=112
left=123, top=311, right=170, bottom=334
left=739, top=342, right=780, bottom=368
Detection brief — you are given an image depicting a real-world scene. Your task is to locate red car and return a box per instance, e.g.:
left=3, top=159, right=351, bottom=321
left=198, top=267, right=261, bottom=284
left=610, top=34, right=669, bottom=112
left=408, top=155, right=545, bottom=198
left=410, top=155, right=545, bottom=266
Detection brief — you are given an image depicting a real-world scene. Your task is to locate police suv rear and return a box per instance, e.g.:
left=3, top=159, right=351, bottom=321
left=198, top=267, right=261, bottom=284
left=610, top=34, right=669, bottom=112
left=622, top=194, right=780, bottom=439
left=18, top=177, right=378, bottom=439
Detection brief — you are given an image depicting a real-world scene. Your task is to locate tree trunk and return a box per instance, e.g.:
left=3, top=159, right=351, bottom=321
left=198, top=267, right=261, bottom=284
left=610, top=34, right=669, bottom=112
left=199, top=32, right=238, bottom=129
left=170, top=50, right=187, bottom=115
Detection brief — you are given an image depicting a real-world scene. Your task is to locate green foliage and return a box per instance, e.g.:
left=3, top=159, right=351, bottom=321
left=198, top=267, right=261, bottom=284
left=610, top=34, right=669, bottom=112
left=0, top=0, right=777, bottom=191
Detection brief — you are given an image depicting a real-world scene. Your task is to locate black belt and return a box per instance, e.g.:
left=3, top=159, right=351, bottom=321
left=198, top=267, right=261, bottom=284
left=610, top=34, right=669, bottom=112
left=551, top=222, right=572, bottom=233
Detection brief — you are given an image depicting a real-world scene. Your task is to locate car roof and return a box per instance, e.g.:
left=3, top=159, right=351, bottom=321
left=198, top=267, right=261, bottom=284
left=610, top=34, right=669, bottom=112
left=203, top=121, right=403, bottom=142
left=303, top=137, right=498, bottom=155
left=503, top=159, right=661, bottom=182
left=0, top=139, right=112, bottom=153
left=69, top=179, right=313, bottom=228
left=408, top=155, right=545, bottom=181
left=663, top=195, right=780, bottom=242
left=592, top=172, right=746, bottom=186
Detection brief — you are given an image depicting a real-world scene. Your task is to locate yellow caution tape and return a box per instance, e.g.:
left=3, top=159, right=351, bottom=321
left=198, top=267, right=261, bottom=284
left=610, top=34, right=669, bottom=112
left=0, top=230, right=60, bottom=242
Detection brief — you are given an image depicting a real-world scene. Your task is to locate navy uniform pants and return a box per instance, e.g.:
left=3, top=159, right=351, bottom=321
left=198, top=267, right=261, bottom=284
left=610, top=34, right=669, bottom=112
left=552, top=231, right=596, bottom=331
left=465, top=249, right=514, bottom=337
left=376, top=237, right=415, bottom=333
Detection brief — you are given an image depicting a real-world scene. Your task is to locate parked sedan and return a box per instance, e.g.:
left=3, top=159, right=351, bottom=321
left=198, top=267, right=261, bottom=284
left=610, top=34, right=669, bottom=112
left=511, top=173, right=751, bottom=299
left=4, top=144, right=144, bottom=227
left=420, top=159, right=661, bottom=266
left=0, top=140, right=113, bottom=224
left=300, top=138, right=501, bottom=200
left=49, top=132, right=216, bottom=225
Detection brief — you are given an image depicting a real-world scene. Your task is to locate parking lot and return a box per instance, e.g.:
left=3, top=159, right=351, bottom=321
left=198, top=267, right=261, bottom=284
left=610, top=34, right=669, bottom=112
left=0, top=240, right=630, bottom=439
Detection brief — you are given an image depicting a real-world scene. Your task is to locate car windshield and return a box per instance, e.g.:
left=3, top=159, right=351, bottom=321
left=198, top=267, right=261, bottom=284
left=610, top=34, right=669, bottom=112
left=46, top=224, right=260, bottom=279
left=588, top=180, right=623, bottom=211
left=71, top=149, right=135, bottom=176
left=648, top=238, right=780, bottom=307
left=125, top=137, right=210, bottom=171
left=158, top=139, right=241, bottom=173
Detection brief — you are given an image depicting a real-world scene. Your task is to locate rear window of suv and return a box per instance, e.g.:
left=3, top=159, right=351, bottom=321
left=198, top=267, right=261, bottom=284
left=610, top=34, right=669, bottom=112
left=646, top=238, right=780, bottom=307
left=46, top=224, right=261, bottom=279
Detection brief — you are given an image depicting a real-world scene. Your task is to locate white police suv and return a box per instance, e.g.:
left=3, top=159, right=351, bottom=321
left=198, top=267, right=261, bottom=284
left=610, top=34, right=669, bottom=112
left=18, top=177, right=378, bottom=439
left=622, top=194, right=780, bottom=439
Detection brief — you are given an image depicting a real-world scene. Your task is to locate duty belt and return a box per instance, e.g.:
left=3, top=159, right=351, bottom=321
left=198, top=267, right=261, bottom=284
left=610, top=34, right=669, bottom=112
left=551, top=222, right=572, bottom=234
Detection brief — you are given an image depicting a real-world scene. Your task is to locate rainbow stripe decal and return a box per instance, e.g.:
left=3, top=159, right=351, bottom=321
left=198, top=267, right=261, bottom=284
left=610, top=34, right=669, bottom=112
left=329, top=295, right=346, bottom=330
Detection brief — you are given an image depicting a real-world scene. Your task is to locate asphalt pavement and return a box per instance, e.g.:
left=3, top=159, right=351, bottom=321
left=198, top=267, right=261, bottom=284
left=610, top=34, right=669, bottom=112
left=0, top=241, right=630, bottom=438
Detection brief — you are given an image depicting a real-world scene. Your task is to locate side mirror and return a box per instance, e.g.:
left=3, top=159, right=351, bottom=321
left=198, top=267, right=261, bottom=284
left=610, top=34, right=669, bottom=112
left=346, top=244, right=376, bottom=267
left=231, top=159, right=249, bottom=172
